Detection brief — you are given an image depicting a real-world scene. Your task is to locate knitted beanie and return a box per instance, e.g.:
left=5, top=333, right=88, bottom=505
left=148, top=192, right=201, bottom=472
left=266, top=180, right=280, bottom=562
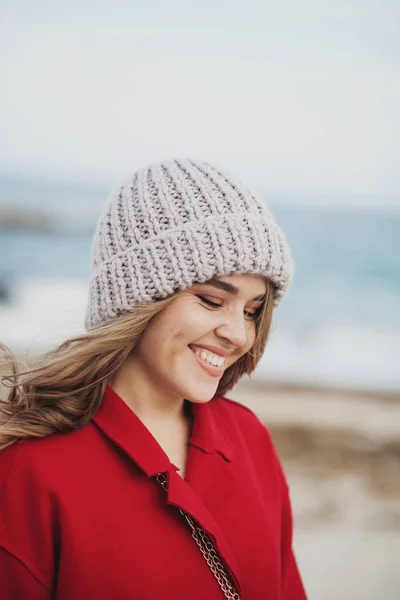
left=85, top=158, right=294, bottom=330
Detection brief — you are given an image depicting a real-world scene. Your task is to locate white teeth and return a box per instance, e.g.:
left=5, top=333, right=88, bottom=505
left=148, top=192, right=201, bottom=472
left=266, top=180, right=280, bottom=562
left=193, top=347, right=226, bottom=367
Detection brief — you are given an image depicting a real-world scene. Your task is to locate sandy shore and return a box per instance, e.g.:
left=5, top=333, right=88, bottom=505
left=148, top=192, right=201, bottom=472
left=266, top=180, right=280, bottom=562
left=230, top=378, right=400, bottom=600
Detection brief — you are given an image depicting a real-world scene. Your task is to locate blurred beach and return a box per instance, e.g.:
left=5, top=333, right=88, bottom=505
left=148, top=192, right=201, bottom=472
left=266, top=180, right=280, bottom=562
left=1, top=175, right=399, bottom=598
left=231, top=379, right=400, bottom=600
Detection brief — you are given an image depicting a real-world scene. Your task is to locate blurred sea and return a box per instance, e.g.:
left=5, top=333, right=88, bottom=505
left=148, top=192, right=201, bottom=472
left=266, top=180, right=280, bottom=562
left=0, top=175, right=399, bottom=392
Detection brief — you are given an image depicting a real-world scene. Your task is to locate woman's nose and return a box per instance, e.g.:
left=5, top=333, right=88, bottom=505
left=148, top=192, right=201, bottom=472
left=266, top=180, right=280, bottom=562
left=215, top=313, right=248, bottom=348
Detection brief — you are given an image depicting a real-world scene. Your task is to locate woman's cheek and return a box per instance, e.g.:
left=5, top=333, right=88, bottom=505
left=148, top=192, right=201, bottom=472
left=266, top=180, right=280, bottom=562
left=245, top=323, right=257, bottom=349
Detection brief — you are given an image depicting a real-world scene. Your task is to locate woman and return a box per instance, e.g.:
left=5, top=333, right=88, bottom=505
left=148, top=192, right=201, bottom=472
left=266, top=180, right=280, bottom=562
left=0, top=159, right=307, bottom=599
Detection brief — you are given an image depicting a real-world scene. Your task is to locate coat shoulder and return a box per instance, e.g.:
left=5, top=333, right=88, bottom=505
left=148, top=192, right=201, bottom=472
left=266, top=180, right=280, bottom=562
left=0, top=423, right=97, bottom=490
left=212, top=394, right=270, bottom=436
left=211, top=394, right=288, bottom=490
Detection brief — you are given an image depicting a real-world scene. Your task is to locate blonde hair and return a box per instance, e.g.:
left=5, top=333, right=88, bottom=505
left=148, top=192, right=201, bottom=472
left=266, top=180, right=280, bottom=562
left=0, top=280, right=274, bottom=449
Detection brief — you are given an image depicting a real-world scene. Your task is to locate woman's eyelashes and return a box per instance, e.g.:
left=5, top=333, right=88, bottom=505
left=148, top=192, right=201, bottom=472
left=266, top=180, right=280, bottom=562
left=196, top=295, right=260, bottom=320
left=197, top=295, right=221, bottom=308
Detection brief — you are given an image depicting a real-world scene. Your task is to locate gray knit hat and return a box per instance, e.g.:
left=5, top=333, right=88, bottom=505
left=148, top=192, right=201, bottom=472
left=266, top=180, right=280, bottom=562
left=85, top=158, right=294, bottom=330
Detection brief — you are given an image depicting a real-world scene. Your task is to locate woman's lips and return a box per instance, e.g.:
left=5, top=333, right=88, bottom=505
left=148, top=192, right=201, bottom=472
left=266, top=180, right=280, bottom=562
left=189, top=347, right=226, bottom=378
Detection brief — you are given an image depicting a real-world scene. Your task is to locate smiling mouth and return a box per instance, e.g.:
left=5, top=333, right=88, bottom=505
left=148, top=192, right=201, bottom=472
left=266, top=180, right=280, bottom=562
left=188, top=346, right=226, bottom=377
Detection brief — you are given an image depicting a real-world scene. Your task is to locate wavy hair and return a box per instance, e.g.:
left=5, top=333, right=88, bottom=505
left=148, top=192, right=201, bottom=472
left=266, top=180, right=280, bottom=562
left=0, top=279, right=274, bottom=449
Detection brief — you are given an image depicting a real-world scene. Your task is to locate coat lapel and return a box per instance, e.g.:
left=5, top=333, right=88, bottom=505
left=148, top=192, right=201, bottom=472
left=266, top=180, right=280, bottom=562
left=166, top=468, right=242, bottom=594
left=92, top=384, right=172, bottom=476
left=185, top=399, right=237, bottom=511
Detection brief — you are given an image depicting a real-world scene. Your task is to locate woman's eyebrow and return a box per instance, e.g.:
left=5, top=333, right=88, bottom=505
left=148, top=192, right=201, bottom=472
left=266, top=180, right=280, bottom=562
left=202, top=279, right=266, bottom=302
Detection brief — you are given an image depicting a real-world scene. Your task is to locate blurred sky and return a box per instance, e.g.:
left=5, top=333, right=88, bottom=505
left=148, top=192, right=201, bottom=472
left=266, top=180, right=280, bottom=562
left=1, top=0, right=399, bottom=208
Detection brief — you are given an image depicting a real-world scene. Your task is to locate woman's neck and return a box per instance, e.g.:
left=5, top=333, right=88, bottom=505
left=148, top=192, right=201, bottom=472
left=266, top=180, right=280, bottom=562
left=108, top=364, right=193, bottom=478
left=108, top=354, right=190, bottom=432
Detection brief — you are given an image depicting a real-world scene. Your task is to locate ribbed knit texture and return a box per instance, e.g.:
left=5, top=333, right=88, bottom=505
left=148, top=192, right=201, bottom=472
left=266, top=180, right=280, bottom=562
left=85, top=158, right=294, bottom=330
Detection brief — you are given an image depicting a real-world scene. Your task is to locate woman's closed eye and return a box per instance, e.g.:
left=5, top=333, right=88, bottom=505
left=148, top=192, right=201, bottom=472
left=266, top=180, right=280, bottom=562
left=197, top=295, right=221, bottom=308
left=196, top=295, right=260, bottom=320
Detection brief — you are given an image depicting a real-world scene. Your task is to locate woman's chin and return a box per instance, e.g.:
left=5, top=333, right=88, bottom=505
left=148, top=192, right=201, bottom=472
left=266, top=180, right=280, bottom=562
left=182, top=383, right=220, bottom=404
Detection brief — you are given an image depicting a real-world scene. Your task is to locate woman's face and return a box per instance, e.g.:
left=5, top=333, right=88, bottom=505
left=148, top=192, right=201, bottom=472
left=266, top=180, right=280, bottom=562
left=130, top=273, right=268, bottom=405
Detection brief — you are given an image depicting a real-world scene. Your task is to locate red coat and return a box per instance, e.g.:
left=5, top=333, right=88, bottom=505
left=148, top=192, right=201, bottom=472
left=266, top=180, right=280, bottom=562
left=0, top=385, right=307, bottom=599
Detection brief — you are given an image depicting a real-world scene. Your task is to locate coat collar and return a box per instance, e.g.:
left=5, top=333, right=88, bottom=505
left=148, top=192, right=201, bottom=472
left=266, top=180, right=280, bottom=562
left=92, top=384, right=233, bottom=477
left=92, top=384, right=242, bottom=595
